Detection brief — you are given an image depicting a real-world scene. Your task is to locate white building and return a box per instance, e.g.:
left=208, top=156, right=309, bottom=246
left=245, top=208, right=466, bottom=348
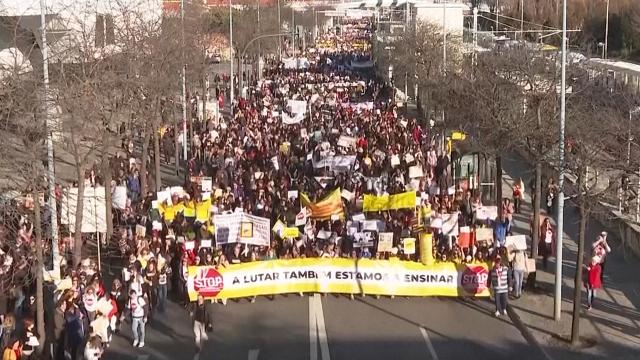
left=0, top=0, right=163, bottom=64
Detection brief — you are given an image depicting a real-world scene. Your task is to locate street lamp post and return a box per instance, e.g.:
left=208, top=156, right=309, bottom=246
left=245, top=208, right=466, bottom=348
left=604, top=0, right=610, bottom=59
left=181, top=0, right=187, bottom=162
left=277, top=0, right=282, bottom=60
left=555, top=0, right=568, bottom=322
left=40, top=0, right=60, bottom=279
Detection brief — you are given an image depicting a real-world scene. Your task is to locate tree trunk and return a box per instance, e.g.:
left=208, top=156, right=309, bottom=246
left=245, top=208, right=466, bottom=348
left=33, top=189, right=46, bottom=353
left=154, top=125, right=162, bottom=192
left=140, top=124, right=150, bottom=196
left=73, top=165, right=86, bottom=267
left=496, top=154, right=503, bottom=210
left=571, top=168, right=587, bottom=345
left=101, top=142, right=113, bottom=243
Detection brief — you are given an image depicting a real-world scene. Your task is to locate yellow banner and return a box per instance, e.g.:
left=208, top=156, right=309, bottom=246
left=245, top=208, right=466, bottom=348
left=300, top=188, right=344, bottom=220
left=363, top=191, right=417, bottom=212
left=187, top=258, right=490, bottom=301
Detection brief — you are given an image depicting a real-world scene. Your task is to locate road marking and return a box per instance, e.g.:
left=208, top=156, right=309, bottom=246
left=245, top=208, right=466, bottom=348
left=309, top=295, right=318, bottom=360
left=314, top=294, right=331, bottom=360
left=248, top=349, right=260, bottom=360
left=419, top=327, right=440, bottom=360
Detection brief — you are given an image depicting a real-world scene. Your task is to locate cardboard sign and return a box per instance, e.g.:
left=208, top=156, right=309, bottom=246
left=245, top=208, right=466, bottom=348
left=409, top=166, right=424, bottom=179
left=288, top=190, right=299, bottom=199
left=475, top=228, right=494, bottom=243
left=295, top=209, right=308, bottom=226
left=200, top=239, right=212, bottom=248
left=272, top=220, right=285, bottom=235
left=403, top=238, right=416, bottom=255
left=378, top=232, right=394, bottom=252
left=390, top=155, right=400, bottom=167
left=430, top=217, right=443, bottom=229
left=317, top=230, right=332, bottom=240
left=476, top=206, right=498, bottom=221
left=201, top=177, right=213, bottom=192
left=352, top=213, right=366, bottom=222
left=185, top=241, right=195, bottom=250
left=135, top=224, right=146, bottom=238
left=362, top=219, right=385, bottom=232
left=341, top=189, right=355, bottom=202
left=152, top=221, right=163, bottom=231
left=282, top=227, right=300, bottom=238
left=506, top=235, right=527, bottom=251
left=442, top=212, right=459, bottom=236
left=337, top=135, right=357, bottom=148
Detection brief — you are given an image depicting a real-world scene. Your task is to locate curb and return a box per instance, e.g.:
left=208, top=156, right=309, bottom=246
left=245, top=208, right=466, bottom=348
left=506, top=304, right=555, bottom=360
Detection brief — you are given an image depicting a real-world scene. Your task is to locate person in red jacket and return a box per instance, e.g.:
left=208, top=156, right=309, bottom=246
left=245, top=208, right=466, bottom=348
left=585, top=256, right=602, bottom=310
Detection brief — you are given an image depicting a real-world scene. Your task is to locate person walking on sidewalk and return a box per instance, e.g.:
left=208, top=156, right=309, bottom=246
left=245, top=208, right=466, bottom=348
left=592, top=232, right=611, bottom=284
left=491, top=256, right=509, bottom=316
left=585, top=256, right=602, bottom=310
left=513, top=179, right=523, bottom=214
left=190, top=293, right=212, bottom=360
left=538, top=218, right=555, bottom=269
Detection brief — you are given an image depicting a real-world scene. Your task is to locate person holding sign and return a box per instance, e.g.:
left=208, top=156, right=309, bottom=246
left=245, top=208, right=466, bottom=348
left=538, top=218, right=555, bottom=269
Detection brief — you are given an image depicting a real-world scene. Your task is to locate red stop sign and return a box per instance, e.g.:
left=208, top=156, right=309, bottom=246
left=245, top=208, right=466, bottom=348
left=193, top=267, right=224, bottom=298
left=461, top=266, right=489, bottom=294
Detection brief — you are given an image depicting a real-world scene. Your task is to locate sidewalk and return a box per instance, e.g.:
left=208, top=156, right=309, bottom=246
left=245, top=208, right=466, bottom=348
left=501, top=153, right=640, bottom=360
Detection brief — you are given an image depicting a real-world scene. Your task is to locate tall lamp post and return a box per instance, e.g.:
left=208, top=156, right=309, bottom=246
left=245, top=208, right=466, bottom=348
left=555, top=0, right=568, bottom=322
left=604, top=0, right=610, bottom=59
left=180, top=0, right=187, bottom=162
left=40, top=0, right=60, bottom=279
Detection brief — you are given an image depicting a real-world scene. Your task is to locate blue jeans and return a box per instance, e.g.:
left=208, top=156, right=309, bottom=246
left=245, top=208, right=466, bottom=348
left=494, top=292, right=508, bottom=313
left=513, top=270, right=525, bottom=297
left=132, top=317, right=145, bottom=343
left=587, top=286, right=597, bottom=307
left=157, top=284, right=168, bottom=313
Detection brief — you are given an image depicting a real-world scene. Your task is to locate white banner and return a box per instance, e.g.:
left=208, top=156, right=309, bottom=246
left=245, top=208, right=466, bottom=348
left=313, top=155, right=357, bottom=171
left=282, top=112, right=304, bottom=125
left=112, top=186, right=127, bottom=210
left=61, top=187, right=107, bottom=233
left=214, top=213, right=271, bottom=246
left=287, top=99, right=308, bottom=114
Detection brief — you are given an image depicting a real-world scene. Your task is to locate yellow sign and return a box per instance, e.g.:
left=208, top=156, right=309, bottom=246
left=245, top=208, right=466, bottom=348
left=187, top=258, right=490, bottom=301
left=403, top=238, right=416, bottom=255
left=240, top=222, right=253, bottom=238
left=363, top=191, right=417, bottom=212
left=282, top=227, right=300, bottom=238
left=451, top=131, right=467, bottom=140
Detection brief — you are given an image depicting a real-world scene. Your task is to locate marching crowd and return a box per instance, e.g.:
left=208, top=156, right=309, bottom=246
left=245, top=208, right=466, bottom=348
left=0, top=17, right=617, bottom=360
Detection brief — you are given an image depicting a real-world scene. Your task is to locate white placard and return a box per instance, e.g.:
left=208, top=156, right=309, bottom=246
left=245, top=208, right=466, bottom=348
left=476, top=206, right=498, bottom=221
left=288, top=190, right=299, bottom=199
left=201, top=177, right=213, bottom=192
left=337, top=135, right=357, bottom=148
left=317, top=230, right=332, bottom=240
left=112, top=186, right=128, bottom=210
left=200, top=239, right=212, bottom=248
left=409, top=166, right=424, bottom=179
left=442, top=212, right=459, bottom=237
left=341, top=189, right=355, bottom=202
left=362, top=219, right=385, bottom=232
left=185, top=241, right=195, bottom=250
left=352, top=213, right=366, bottom=222
left=378, top=232, right=394, bottom=252
left=390, top=155, right=400, bottom=167
left=506, top=235, right=527, bottom=251
left=214, top=213, right=271, bottom=246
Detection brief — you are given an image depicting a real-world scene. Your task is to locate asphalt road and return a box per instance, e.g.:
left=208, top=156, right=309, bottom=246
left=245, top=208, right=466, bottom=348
left=104, top=293, right=540, bottom=360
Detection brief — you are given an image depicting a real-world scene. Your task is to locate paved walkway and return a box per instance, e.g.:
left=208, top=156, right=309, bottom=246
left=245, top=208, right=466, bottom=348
left=501, top=153, right=640, bottom=360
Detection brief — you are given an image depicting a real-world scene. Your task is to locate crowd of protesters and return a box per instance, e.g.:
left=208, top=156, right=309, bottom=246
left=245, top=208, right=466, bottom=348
left=0, top=17, right=618, bottom=360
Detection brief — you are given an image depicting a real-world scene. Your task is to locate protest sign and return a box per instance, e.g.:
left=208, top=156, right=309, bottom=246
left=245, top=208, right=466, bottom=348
left=337, top=135, right=357, bottom=148
left=135, top=225, right=146, bottom=238
left=288, top=190, right=299, bottom=199
left=61, top=187, right=107, bottom=234
left=430, top=217, right=443, bottom=229
left=201, top=177, right=213, bottom=192
left=214, top=213, right=270, bottom=246
left=112, top=186, right=127, bottom=210
left=185, top=241, right=195, bottom=250
left=295, top=208, right=308, bottom=226
left=272, top=219, right=285, bottom=236
left=506, top=235, right=527, bottom=251
left=390, top=155, right=400, bottom=167
left=442, top=212, right=459, bottom=236
left=475, top=228, right=493, bottom=243
left=187, top=259, right=491, bottom=300
left=341, top=189, right=355, bottom=202
left=458, top=227, right=472, bottom=248
left=287, top=99, right=307, bottom=114
left=409, top=166, right=424, bottom=178
left=476, top=206, right=498, bottom=221
left=363, top=191, right=416, bottom=212
left=352, top=213, right=366, bottom=222
left=378, top=232, right=394, bottom=252
left=200, top=239, right=212, bottom=248
left=362, top=219, right=385, bottom=232
left=282, top=227, right=300, bottom=238
left=403, top=238, right=416, bottom=255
